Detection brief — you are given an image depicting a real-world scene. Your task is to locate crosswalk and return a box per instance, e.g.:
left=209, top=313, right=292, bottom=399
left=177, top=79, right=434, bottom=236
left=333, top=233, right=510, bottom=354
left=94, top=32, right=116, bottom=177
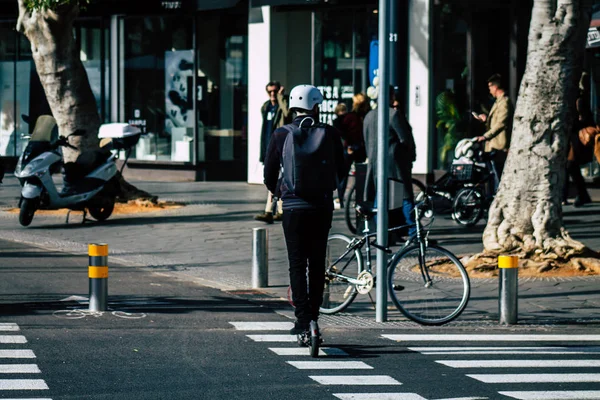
left=382, top=334, right=600, bottom=400
left=230, top=321, right=486, bottom=400
left=0, top=323, right=51, bottom=399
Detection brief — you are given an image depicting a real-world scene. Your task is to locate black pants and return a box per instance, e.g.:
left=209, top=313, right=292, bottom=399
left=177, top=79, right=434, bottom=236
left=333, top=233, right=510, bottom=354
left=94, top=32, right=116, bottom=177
left=282, top=207, right=333, bottom=325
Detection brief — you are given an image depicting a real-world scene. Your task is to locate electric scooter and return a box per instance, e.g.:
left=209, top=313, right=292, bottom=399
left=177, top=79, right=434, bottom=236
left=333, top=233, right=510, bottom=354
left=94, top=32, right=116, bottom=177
left=14, top=116, right=141, bottom=227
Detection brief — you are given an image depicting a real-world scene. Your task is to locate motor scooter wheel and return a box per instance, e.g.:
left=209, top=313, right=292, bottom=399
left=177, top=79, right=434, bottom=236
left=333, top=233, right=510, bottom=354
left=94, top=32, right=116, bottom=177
left=88, top=195, right=115, bottom=222
left=19, top=198, right=37, bottom=227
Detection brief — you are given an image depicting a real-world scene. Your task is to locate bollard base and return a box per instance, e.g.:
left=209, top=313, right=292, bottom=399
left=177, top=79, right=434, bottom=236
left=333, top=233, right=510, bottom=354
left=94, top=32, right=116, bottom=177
left=89, top=278, right=108, bottom=312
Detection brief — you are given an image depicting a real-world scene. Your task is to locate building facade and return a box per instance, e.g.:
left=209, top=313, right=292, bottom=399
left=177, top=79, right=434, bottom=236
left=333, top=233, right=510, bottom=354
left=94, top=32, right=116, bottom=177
left=0, top=0, right=597, bottom=183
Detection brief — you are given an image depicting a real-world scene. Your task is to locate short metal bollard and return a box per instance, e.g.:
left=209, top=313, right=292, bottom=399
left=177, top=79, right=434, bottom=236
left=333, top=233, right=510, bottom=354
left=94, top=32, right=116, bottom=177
left=89, top=243, right=109, bottom=311
left=498, top=255, right=518, bottom=325
left=252, top=228, right=268, bottom=288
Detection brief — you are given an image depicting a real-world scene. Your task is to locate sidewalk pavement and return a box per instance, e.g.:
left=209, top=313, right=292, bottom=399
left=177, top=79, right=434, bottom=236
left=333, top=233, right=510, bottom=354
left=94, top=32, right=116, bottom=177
left=0, top=174, right=600, bottom=330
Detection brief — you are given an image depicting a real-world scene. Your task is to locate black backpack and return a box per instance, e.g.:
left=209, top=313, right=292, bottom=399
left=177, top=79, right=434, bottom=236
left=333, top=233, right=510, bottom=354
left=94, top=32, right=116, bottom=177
left=281, top=118, right=337, bottom=201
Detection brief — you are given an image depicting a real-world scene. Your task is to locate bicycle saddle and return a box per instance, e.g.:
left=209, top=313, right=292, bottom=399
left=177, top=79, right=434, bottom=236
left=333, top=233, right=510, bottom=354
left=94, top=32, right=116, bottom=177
left=355, top=203, right=377, bottom=220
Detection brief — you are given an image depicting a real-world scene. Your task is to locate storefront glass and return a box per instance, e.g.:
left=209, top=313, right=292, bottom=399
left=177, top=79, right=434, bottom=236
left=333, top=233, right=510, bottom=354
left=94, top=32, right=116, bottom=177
left=196, top=13, right=248, bottom=167
left=76, top=19, right=110, bottom=123
left=432, top=1, right=469, bottom=170
left=0, top=24, right=32, bottom=157
left=122, top=16, right=194, bottom=162
left=316, top=6, right=378, bottom=125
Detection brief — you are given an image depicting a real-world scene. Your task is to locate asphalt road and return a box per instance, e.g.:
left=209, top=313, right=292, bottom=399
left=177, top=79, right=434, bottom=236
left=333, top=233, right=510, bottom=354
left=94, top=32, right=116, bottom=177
left=2, top=239, right=600, bottom=400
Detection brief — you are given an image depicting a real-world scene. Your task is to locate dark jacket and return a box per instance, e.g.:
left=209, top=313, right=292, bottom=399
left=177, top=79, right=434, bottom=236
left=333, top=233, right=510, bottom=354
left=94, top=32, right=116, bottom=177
left=264, top=116, right=346, bottom=210
left=362, top=108, right=416, bottom=202
left=259, top=93, right=290, bottom=163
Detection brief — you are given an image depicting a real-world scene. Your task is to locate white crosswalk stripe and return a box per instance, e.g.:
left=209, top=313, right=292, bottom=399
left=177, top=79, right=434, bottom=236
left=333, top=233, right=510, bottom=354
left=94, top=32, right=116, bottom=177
left=268, top=347, right=348, bottom=356
left=229, top=322, right=293, bottom=331
left=411, top=346, right=600, bottom=355
left=0, top=379, right=49, bottom=390
left=498, top=391, right=600, bottom=399
left=0, top=324, right=19, bottom=332
left=0, top=365, right=41, bottom=374
left=287, top=361, right=373, bottom=370
left=0, top=350, right=36, bottom=358
left=438, top=360, right=600, bottom=368
left=246, top=334, right=297, bottom=342
left=468, top=373, right=600, bottom=383
left=310, top=375, right=401, bottom=385
left=383, top=334, right=600, bottom=342
left=0, top=336, right=27, bottom=344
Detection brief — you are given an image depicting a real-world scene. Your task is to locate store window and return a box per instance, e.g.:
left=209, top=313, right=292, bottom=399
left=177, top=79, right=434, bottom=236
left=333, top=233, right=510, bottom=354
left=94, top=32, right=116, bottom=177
left=76, top=19, right=110, bottom=123
left=432, top=1, right=470, bottom=170
left=316, top=7, right=378, bottom=125
left=122, top=16, right=194, bottom=162
left=196, top=13, right=248, bottom=166
left=0, top=24, right=32, bottom=157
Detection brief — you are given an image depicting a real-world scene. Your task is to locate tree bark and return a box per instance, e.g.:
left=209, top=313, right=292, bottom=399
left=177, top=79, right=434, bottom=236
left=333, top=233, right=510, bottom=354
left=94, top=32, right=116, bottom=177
left=17, top=0, right=99, bottom=163
left=16, top=0, right=156, bottom=203
left=482, top=0, right=593, bottom=260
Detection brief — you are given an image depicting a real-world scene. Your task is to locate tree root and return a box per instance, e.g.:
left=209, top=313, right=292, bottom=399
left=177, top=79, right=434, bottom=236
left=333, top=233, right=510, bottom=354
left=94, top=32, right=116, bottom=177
left=115, top=173, right=158, bottom=204
left=462, top=247, right=600, bottom=278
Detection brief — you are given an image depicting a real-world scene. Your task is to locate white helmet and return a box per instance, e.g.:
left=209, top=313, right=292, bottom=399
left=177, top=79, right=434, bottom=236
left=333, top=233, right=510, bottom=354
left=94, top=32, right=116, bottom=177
left=289, top=85, right=323, bottom=111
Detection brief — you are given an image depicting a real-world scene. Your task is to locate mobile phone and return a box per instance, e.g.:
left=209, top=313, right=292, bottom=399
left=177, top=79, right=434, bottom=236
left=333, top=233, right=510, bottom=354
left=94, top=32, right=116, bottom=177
left=471, top=111, right=478, bottom=118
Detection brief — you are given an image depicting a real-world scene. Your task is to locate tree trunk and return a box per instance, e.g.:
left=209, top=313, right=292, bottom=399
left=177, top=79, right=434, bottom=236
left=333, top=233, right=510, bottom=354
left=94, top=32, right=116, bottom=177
left=17, top=1, right=99, bottom=163
left=483, top=0, right=593, bottom=260
left=16, top=0, right=156, bottom=203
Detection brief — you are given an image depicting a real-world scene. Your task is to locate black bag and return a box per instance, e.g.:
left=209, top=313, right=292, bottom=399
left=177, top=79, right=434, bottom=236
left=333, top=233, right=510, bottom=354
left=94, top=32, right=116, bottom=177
left=281, top=120, right=337, bottom=201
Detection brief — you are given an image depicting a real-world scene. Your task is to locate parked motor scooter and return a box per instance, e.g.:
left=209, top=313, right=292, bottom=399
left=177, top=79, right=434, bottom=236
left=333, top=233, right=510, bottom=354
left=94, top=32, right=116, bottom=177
left=14, top=116, right=141, bottom=227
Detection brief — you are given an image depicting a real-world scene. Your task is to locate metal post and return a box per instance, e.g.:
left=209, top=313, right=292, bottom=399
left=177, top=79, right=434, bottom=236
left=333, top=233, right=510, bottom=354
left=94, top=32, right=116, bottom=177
left=252, top=228, right=268, bottom=288
left=498, top=255, right=518, bottom=325
left=376, top=0, right=391, bottom=323
left=89, top=243, right=108, bottom=312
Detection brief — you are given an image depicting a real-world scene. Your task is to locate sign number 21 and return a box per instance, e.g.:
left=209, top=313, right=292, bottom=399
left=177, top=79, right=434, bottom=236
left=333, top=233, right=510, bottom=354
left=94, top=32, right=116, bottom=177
left=389, top=33, right=398, bottom=42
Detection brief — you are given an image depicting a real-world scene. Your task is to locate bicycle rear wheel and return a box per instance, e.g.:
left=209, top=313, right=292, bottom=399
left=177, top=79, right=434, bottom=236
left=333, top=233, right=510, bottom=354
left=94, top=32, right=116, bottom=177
left=388, top=244, right=470, bottom=325
left=452, top=187, right=484, bottom=226
left=321, top=234, right=364, bottom=314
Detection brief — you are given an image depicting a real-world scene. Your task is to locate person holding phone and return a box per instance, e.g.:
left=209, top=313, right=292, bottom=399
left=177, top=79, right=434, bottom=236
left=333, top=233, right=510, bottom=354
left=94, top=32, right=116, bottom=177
left=473, top=74, right=513, bottom=191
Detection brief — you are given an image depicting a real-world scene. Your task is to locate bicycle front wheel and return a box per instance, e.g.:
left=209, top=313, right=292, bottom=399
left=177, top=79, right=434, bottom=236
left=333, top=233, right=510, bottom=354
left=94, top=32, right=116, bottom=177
left=388, top=244, right=470, bottom=325
left=321, top=234, right=364, bottom=314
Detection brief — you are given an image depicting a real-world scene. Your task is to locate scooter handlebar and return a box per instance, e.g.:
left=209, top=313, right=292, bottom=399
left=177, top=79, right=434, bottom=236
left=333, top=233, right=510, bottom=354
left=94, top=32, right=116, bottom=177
left=52, top=136, right=78, bottom=151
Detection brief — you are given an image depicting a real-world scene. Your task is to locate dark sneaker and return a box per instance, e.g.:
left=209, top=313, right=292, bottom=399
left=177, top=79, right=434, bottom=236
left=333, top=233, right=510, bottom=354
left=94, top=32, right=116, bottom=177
left=574, top=195, right=592, bottom=208
left=273, top=213, right=283, bottom=222
left=254, top=212, right=274, bottom=224
left=290, top=320, right=309, bottom=335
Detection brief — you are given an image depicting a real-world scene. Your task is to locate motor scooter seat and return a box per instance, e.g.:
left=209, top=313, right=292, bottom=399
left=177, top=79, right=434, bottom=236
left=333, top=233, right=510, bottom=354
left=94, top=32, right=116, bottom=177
left=63, top=147, right=111, bottom=184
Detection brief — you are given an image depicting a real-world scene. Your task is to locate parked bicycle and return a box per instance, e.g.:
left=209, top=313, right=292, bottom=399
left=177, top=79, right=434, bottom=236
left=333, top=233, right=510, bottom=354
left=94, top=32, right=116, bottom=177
left=322, top=200, right=470, bottom=326
left=413, top=138, right=500, bottom=227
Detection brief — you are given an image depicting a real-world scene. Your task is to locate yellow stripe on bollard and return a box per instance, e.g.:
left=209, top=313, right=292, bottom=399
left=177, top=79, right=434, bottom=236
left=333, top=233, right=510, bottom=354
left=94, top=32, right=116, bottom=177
left=88, top=266, right=109, bottom=279
left=498, top=255, right=519, bottom=269
left=88, top=244, right=108, bottom=257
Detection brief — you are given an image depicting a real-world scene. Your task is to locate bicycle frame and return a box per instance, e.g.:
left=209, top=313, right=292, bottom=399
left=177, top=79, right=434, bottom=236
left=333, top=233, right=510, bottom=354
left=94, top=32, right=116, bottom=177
left=326, top=201, right=433, bottom=287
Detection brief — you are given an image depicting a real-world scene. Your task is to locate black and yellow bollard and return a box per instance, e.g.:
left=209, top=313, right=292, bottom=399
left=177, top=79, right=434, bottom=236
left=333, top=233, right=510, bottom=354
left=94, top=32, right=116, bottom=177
left=88, top=243, right=108, bottom=311
left=498, top=255, right=518, bottom=325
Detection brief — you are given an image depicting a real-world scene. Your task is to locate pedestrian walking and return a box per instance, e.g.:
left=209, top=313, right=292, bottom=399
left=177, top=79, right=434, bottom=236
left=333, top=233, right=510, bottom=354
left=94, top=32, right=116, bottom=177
left=336, top=93, right=369, bottom=202
left=263, top=84, right=345, bottom=337
left=473, top=74, right=514, bottom=192
left=564, top=73, right=596, bottom=207
left=255, top=81, right=290, bottom=224
left=363, top=88, right=417, bottom=237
